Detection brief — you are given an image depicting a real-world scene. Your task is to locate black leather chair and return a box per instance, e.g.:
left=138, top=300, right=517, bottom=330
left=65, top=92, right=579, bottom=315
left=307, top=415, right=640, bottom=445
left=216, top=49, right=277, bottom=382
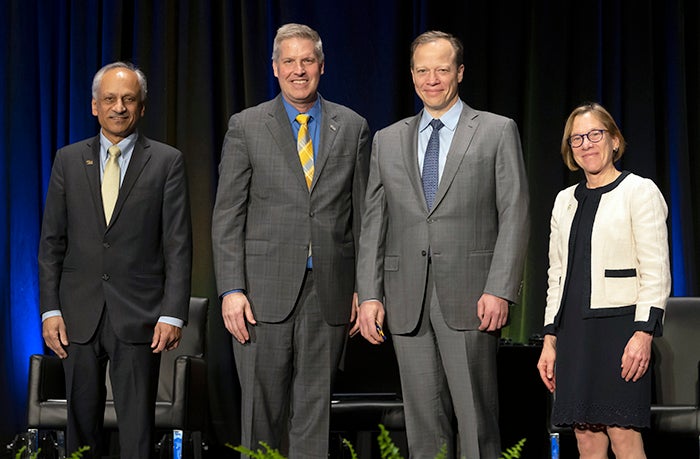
left=329, top=333, right=406, bottom=456
left=26, top=297, right=209, bottom=459
left=650, top=296, right=700, bottom=455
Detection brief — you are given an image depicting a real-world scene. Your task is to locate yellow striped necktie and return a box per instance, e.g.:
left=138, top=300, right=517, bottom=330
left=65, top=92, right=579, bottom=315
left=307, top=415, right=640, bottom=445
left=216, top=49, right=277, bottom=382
left=296, top=113, right=314, bottom=190
left=102, top=145, right=121, bottom=224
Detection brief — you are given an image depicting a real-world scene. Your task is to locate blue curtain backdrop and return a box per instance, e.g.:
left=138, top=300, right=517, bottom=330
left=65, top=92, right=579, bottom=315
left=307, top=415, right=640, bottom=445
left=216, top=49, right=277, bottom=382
left=2, top=0, right=700, bottom=450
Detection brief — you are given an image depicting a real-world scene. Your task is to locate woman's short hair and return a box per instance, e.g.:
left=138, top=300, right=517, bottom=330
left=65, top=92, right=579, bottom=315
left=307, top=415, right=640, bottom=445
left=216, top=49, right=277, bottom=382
left=560, top=102, right=626, bottom=171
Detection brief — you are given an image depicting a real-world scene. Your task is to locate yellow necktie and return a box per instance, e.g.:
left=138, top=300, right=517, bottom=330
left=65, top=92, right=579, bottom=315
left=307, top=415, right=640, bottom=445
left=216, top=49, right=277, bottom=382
left=102, top=145, right=121, bottom=224
left=296, top=114, right=314, bottom=190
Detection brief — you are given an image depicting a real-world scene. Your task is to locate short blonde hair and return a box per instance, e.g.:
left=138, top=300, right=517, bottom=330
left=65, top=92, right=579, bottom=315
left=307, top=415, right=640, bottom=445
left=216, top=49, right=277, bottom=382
left=271, top=23, right=324, bottom=63
left=560, top=102, right=626, bottom=171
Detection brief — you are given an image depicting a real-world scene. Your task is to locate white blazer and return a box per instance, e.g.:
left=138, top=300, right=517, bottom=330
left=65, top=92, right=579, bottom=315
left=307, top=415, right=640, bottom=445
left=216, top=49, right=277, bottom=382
left=544, top=172, right=671, bottom=335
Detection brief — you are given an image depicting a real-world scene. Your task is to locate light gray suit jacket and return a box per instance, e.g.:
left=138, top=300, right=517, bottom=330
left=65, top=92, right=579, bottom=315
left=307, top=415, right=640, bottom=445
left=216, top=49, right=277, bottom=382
left=212, top=94, right=370, bottom=325
left=357, top=102, right=530, bottom=333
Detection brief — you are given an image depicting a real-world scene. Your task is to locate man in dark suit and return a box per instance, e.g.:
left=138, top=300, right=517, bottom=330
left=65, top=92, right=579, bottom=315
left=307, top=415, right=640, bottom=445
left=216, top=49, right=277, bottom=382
left=38, top=62, right=192, bottom=459
left=357, top=31, right=530, bottom=458
left=212, top=23, right=370, bottom=458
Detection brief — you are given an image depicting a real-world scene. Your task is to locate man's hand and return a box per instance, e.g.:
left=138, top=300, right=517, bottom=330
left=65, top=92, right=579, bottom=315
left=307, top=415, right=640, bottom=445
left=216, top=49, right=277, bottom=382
left=151, top=322, right=182, bottom=353
left=222, top=292, right=256, bottom=344
left=477, top=293, right=509, bottom=331
left=537, top=334, right=557, bottom=393
left=621, top=331, right=653, bottom=382
left=358, top=300, right=386, bottom=345
left=42, top=316, right=69, bottom=359
left=349, top=292, right=360, bottom=337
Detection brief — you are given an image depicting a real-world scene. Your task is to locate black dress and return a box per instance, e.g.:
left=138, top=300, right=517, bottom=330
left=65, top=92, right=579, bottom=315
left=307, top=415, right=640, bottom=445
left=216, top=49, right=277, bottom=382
left=551, top=173, right=650, bottom=428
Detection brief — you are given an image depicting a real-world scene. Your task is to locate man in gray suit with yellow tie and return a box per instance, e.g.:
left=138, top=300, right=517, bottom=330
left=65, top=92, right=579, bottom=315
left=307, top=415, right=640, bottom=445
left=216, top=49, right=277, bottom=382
left=211, top=23, right=370, bottom=458
left=357, top=31, right=530, bottom=458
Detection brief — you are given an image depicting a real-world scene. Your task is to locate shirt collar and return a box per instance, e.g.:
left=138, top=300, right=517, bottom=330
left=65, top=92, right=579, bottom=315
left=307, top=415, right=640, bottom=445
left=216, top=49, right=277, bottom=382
left=282, top=96, right=322, bottom=124
left=419, top=99, right=463, bottom=132
left=99, top=131, right=138, bottom=160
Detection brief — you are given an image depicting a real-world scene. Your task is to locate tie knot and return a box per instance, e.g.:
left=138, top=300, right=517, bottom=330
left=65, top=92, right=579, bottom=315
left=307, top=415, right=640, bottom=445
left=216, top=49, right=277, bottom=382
left=108, top=145, right=122, bottom=159
left=430, top=119, right=444, bottom=131
left=296, top=113, right=310, bottom=125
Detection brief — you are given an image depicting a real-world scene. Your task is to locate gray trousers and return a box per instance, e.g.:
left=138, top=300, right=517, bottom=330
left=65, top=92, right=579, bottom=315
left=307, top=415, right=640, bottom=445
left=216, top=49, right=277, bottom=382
left=233, top=270, right=346, bottom=459
left=392, top=268, right=501, bottom=459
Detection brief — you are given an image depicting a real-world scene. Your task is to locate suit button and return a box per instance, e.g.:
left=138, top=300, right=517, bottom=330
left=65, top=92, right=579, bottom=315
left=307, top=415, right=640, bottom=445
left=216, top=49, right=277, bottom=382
left=102, top=274, right=110, bottom=281
left=421, top=250, right=427, bottom=256
left=103, top=242, right=111, bottom=248
left=309, top=211, right=315, bottom=217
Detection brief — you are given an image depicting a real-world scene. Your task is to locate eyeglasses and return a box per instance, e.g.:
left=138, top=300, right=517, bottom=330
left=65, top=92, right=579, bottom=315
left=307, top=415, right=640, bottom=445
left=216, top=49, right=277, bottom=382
left=568, top=129, right=607, bottom=148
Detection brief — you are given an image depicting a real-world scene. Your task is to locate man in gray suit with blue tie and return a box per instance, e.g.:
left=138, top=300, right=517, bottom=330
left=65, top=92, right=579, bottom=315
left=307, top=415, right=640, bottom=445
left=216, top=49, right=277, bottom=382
left=211, top=23, right=370, bottom=458
left=357, top=31, right=530, bottom=458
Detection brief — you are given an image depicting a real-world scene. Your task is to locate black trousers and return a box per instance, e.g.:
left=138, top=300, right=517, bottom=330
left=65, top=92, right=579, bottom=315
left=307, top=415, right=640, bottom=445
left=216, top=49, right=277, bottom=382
left=62, top=309, right=160, bottom=459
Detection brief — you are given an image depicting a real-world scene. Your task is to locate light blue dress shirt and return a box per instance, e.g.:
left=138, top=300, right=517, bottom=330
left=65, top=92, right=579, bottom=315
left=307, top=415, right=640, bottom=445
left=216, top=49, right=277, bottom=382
left=417, top=99, right=463, bottom=182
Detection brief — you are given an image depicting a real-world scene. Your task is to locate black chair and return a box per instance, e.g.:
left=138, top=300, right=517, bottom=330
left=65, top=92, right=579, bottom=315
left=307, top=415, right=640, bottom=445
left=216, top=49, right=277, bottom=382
left=650, top=296, right=700, bottom=456
left=26, top=297, right=209, bottom=459
left=330, top=333, right=406, bottom=457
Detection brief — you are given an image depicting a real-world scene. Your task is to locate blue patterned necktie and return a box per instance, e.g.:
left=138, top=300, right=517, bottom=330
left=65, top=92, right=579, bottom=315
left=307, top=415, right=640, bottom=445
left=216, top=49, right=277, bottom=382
left=422, top=119, right=444, bottom=210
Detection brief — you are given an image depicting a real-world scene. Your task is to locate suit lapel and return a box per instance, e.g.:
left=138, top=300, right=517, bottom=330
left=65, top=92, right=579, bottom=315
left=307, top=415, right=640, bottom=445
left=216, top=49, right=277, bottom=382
left=312, top=96, right=337, bottom=193
left=83, top=137, right=106, bottom=227
left=431, top=104, right=479, bottom=213
left=266, top=96, right=309, bottom=192
left=107, top=135, right=151, bottom=229
left=401, top=115, right=426, bottom=210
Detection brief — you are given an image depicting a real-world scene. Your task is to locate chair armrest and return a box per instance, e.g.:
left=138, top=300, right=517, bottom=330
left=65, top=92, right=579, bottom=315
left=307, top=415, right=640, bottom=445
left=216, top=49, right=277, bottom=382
left=651, top=405, right=700, bottom=435
left=330, top=393, right=405, bottom=431
left=27, top=354, right=66, bottom=427
left=156, top=355, right=207, bottom=430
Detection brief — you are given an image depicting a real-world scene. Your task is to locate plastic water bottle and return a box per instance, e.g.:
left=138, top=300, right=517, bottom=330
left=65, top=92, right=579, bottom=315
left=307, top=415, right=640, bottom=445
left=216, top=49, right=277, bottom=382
left=550, top=432, right=560, bottom=459
left=173, top=430, right=183, bottom=459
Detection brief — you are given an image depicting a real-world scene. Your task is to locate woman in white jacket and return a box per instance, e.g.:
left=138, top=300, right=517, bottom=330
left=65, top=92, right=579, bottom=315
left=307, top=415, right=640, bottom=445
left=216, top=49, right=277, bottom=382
left=537, top=103, right=671, bottom=459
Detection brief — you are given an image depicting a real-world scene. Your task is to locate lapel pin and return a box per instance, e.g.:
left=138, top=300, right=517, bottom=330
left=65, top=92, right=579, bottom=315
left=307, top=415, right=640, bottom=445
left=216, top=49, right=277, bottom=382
left=85, top=160, right=94, bottom=165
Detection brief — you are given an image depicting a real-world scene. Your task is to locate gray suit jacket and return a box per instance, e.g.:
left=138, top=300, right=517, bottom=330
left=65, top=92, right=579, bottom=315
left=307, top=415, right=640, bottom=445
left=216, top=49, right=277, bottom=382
left=212, top=94, right=370, bottom=325
left=38, top=134, right=193, bottom=343
left=357, top=103, right=530, bottom=333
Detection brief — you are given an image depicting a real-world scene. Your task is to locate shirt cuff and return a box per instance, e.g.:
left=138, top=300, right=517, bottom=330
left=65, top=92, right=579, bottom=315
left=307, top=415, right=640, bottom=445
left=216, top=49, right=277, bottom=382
left=42, top=310, right=62, bottom=322
left=43, top=310, right=183, bottom=328
left=634, top=307, right=665, bottom=337
left=542, top=323, right=557, bottom=336
left=158, top=316, right=184, bottom=328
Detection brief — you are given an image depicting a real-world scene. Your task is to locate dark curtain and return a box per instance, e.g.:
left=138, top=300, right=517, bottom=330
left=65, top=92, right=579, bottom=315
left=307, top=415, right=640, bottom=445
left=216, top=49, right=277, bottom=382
left=2, top=0, right=699, bottom=450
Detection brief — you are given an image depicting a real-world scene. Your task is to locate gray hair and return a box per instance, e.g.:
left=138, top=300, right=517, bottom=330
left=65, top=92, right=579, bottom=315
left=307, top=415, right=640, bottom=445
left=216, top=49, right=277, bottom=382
left=92, top=61, right=148, bottom=101
left=271, top=23, right=324, bottom=63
